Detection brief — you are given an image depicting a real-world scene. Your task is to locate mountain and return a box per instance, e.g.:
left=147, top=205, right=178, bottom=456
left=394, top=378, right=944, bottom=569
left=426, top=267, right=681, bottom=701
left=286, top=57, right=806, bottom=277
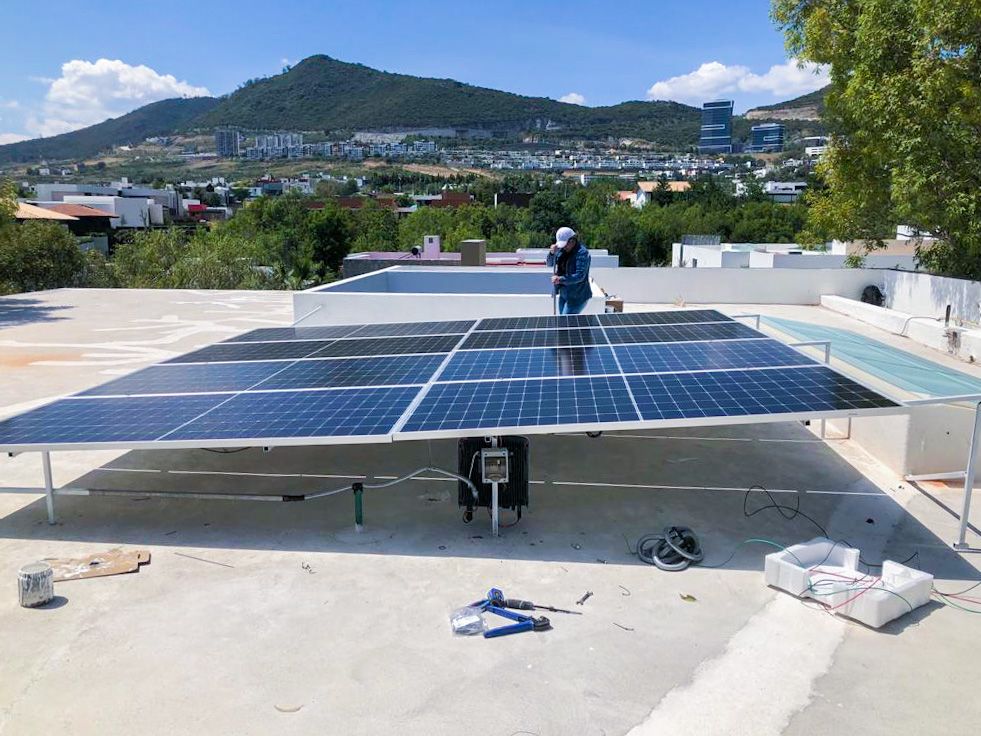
left=745, top=86, right=828, bottom=121
left=0, top=97, right=219, bottom=164
left=0, top=55, right=827, bottom=163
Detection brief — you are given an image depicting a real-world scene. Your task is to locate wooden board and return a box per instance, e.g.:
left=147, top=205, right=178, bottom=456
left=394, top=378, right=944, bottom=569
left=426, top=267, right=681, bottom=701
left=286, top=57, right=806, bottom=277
left=45, top=548, right=151, bottom=582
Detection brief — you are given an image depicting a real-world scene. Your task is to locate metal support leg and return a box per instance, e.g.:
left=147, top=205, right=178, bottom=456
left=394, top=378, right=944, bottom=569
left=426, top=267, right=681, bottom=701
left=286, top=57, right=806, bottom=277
left=955, top=402, right=981, bottom=549
left=491, top=481, right=500, bottom=537
left=353, top=482, right=364, bottom=533
left=41, top=451, right=55, bottom=525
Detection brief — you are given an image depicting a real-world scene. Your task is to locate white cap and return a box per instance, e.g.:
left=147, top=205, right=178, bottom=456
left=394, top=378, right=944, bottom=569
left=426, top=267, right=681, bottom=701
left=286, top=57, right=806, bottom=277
left=554, top=226, right=577, bottom=247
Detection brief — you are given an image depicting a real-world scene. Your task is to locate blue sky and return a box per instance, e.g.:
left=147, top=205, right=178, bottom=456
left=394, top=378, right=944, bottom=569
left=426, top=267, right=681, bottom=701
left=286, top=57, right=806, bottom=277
left=0, top=0, right=828, bottom=144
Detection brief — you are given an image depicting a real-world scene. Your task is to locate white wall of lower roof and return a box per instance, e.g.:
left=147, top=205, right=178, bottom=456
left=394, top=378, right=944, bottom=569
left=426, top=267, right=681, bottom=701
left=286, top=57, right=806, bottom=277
left=751, top=252, right=918, bottom=270
left=882, top=270, right=981, bottom=325
left=592, top=267, right=879, bottom=304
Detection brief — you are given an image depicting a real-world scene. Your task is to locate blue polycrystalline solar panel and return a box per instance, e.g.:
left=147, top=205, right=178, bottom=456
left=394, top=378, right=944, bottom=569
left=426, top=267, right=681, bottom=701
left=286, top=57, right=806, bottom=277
left=0, top=395, right=227, bottom=446
left=222, top=325, right=361, bottom=343
left=166, top=340, right=332, bottom=364
left=256, top=354, right=443, bottom=390
left=440, top=346, right=619, bottom=381
left=604, top=322, right=761, bottom=345
left=164, top=387, right=419, bottom=440
left=401, top=376, right=638, bottom=433
left=596, top=310, right=731, bottom=326
left=614, top=339, right=817, bottom=375
left=311, top=334, right=461, bottom=357
left=627, top=366, right=899, bottom=422
left=349, top=320, right=475, bottom=337
left=461, top=327, right=608, bottom=350
left=476, top=314, right=599, bottom=331
left=77, top=362, right=289, bottom=397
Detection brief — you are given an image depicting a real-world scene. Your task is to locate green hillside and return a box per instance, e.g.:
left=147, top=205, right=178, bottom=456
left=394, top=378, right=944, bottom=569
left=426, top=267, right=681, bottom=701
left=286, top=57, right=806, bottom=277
left=0, top=97, right=219, bottom=164
left=749, top=85, right=829, bottom=114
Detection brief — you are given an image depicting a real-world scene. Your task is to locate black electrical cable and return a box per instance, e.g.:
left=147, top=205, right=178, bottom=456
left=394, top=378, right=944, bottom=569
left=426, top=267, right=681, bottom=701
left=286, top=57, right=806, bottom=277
left=202, top=448, right=250, bottom=454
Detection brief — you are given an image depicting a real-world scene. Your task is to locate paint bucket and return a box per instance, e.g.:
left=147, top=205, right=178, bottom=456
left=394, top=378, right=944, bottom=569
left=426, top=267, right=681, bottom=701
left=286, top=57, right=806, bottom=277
left=18, top=561, right=54, bottom=608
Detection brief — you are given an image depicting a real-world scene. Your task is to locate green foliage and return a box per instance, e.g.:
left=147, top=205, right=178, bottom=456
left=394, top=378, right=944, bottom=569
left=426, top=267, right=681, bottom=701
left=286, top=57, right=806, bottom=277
left=350, top=202, right=399, bottom=252
left=773, top=0, right=981, bottom=278
left=0, top=221, right=84, bottom=294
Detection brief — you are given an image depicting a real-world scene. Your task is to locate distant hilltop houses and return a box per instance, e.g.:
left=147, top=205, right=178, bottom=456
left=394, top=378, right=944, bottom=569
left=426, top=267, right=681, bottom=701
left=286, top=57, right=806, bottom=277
left=213, top=129, right=440, bottom=161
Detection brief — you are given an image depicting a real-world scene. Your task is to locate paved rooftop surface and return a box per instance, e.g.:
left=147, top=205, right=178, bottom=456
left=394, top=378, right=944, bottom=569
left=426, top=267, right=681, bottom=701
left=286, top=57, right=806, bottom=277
left=0, top=288, right=979, bottom=736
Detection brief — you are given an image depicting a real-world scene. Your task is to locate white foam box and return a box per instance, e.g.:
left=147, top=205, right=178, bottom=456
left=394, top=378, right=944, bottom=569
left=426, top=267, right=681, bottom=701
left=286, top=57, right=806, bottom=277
left=764, top=537, right=933, bottom=629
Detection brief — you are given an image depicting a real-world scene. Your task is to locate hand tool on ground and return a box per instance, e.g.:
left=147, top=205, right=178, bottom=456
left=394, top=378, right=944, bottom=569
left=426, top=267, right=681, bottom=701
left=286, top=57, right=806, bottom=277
left=576, top=590, right=593, bottom=605
left=478, top=588, right=582, bottom=615
left=470, top=588, right=553, bottom=638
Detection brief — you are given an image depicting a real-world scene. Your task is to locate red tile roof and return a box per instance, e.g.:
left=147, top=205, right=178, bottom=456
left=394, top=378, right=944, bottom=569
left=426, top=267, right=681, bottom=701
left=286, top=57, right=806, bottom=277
left=45, top=203, right=112, bottom=218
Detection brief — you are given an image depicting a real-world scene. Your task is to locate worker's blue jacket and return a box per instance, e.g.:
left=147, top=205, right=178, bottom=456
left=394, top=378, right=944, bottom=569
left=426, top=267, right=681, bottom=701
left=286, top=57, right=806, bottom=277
left=547, top=243, right=592, bottom=306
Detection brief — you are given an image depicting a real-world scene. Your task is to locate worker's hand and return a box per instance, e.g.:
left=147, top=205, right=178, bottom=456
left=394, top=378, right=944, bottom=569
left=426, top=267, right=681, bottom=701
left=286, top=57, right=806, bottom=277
left=551, top=275, right=562, bottom=285
left=549, top=244, right=557, bottom=254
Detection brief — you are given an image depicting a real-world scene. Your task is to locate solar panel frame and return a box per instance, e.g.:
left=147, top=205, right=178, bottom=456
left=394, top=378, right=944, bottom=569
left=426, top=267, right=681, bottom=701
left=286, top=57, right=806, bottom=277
left=221, top=325, right=362, bottom=343
left=596, top=309, right=733, bottom=326
left=460, top=327, right=609, bottom=351
left=603, top=322, right=763, bottom=345
left=0, top=311, right=907, bottom=453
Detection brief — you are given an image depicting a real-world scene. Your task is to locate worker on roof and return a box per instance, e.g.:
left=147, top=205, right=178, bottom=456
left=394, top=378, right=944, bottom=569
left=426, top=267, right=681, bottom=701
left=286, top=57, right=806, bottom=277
left=548, top=226, right=592, bottom=315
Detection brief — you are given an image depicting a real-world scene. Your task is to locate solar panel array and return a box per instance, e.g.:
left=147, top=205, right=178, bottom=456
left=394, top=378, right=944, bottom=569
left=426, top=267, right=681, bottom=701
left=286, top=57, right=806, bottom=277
left=0, top=309, right=901, bottom=451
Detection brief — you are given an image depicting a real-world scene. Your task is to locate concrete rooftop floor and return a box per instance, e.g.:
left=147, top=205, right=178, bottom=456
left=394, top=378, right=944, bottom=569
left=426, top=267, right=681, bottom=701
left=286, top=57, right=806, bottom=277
left=0, top=288, right=979, bottom=736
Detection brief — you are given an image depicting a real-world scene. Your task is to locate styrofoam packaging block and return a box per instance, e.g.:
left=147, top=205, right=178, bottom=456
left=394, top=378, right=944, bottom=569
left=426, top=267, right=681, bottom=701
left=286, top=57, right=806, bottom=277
left=764, top=537, right=860, bottom=597
left=764, top=537, right=934, bottom=628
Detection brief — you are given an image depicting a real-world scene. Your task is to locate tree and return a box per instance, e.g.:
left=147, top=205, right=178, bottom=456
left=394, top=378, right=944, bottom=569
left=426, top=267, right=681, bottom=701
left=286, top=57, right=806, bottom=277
left=308, top=202, right=354, bottom=273
left=0, top=221, right=85, bottom=294
left=772, top=0, right=981, bottom=277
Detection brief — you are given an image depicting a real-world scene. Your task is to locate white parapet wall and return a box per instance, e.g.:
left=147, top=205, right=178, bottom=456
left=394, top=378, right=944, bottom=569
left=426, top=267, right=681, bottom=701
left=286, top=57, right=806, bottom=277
left=294, top=266, right=605, bottom=326
left=593, top=267, right=881, bottom=305
left=881, top=270, right=981, bottom=325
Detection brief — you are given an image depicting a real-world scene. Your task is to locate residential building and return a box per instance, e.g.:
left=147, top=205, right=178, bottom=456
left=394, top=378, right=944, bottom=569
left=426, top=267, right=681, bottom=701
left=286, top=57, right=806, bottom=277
left=60, top=195, right=164, bottom=228
left=33, top=182, right=181, bottom=217
left=764, top=181, right=807, bottom=204
left=697, top=100, right=734, bottom=154
left=803, top=136, right=829, bottom=157
left=215, top=129, right=241, bottom=158
left=747, top=123, right=785, bottom=153
left=632, top=180, right=691, bottom=207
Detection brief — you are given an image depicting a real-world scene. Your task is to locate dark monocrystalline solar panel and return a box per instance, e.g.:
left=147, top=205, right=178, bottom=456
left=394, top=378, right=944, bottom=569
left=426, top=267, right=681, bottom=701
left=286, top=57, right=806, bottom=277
left=461, top=327, right=608, bottom=350
left=311, top=334, right=460, bottom=358
left=476, top=314, right=599, bottom=331
left=440, top=346, right=619, bottom=381
left=255, top=354, right=443, bottom=390
left=401, top=376, right=638, bottom=433
left=614, top=339, right=816, bottom=375
left=223, top=325, right=361, bottom=343
left=604, top=322, right=761, bottom=345
left=166, top=340, right=333, bottom=364
left=596, top=310, right=731, bottom=327
left=626, top=366, right=898, bottom=422
left=78, top=362, right=288, bottom=397
left=165, top=387, right=419, bottom=440
left=0, top=395, right=226, bottom=446
left=350, top=320, right=475, bottom=337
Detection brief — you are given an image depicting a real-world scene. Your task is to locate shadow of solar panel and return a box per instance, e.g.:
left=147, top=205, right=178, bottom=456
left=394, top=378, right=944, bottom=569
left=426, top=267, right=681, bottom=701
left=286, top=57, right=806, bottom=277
left=604, top=322, right=760, bottom=345
left=350, top=320, right=475, bottom=337
left=476, top=314, right=599, bottom=331
left=165, top=387, right=419, bottom=440
left=627, top=366, right=898, bottom=421
left=77, top=362, right=289, bottom=397
left=255, top=354, right=443, bottom=390
left=440, top=346, right=619, bottom=381
left=166, top=340, right=334, bottom=364
left=614, top=339, right=817, bottom=375
left=222, top=325, right=361, bottom=343
left=0, top=395, right=228, bottom=446
left=401, top=376, right=638, bottom=433
left=311, top=334, right=460, bottom=358
left=461, top=328, right=608, bottom=350
left=596, top=310, right=731, bottom=326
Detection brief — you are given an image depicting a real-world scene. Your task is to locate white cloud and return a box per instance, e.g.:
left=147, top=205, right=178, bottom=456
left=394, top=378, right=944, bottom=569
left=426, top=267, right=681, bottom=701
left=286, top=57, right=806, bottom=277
left=25, top=59, right=210, bottom=138
left=0, top=132, right=29, bottom=144
left=559, top=92, right=586, bottom=105
left=646, top=58, right=829, bottom=106
left=0, top=100, right=20, bottom=110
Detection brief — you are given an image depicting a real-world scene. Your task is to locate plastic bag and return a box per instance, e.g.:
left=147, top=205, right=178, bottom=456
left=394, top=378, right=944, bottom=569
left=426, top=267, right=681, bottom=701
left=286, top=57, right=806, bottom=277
left=449, top=606, right=487, bottom=635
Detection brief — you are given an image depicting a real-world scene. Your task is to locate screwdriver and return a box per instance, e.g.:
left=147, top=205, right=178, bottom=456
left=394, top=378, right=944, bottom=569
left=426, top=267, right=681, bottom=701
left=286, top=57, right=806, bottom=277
left=502, top=598, right=582, bottom=615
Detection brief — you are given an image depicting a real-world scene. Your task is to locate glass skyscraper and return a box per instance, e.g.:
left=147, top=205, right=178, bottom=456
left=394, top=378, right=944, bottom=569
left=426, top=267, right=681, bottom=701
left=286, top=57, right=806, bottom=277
left=748, top=123, right=785, bottom=152
left=698, top=100, right=734, bottom=154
